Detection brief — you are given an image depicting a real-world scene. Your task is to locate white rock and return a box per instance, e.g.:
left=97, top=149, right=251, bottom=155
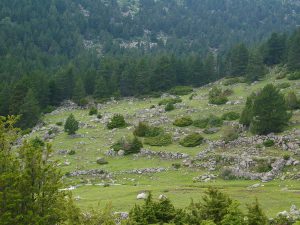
left=137, top=192, right=147, bottom=200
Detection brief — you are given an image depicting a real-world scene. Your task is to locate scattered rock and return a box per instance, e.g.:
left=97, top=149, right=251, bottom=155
left=137, top=192, right=147, bottom=200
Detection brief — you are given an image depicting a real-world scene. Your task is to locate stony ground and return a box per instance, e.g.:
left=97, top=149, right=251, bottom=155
left=27, top=68, right=300, bottom=216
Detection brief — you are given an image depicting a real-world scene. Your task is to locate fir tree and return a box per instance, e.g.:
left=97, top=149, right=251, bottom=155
left=18, top=89, right=41, bottom=129
left=250, top=84, right=290, bottom=134
left=64, top=114, right=79, bottom=135
left=264, top=33, right=286, bottom=66
left=73, top=78, right=86, bottom=105
left=94, top=76, right=109, bottom=99
left=240, top=94, right=255, bottom=127
left=246, top=51, right=266, bottom=82
left=246, top=200, right=268, bottom=225
left=229, top=43, right=249, bottom=77
left=287, top=29, right=300, bottom=71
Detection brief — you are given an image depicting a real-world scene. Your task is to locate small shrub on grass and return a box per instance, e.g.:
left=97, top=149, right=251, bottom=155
left=173, top=116, right=193, bottom=127
left=78, top=98, right=88, bottom=106
left=64, top=114, right=79, bottom=135
left=111, top=137, right=143, bottom=155
left=172, top=163, right=181, bottom=169
left=255, top=159, right=272, bottom=173
left=68, top=150, right=76, bottom=155
left=220, top=168, right=236, bottom=180
left=223, top=77, right=242, bottom=86
left=222, top=126, right=239, bottom=143
left=165, top=103, right=175, bottom=111
left=207, top=114, right=223, bottom=127
left=263, top=139, right=275, bottom=147
left=158, top=97, right=182, bottom=106
left=221, top=111, right=240, bottom=121
left=276, top=73, right=286, bottom=80
left=169, top=86, right=193, bottom=96
left=223, top=89, right=234, bottom=96
left=97, top=114, right=102, bottom=119
left=286, top=91, right=300, bottom=110
left=150, top=105, right=156, bottom=109
left=193, top=118, right=209, bottom=128
left=209, top=87, right=228, bottom=105
left=283, top=154, right=290, bottom=161
left=133, top=122, right=163, bottom=137
left=56, top=121, right=63, bottom=126
left=89, top=107, right=98, bottom=115
left=287, top=72, right=300, bottom=80
left=107, top=114, right=126, bottom=129
left=144, top=134, right=172, bottom=146
left=179, top=133, right=204, bottom=147
left=276, top=82, right=291, bottom=89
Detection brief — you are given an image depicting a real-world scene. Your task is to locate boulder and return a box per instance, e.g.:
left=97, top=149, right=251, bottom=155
left=137, top=192, right=147, bottom=200
left=96, top=158, right=108, bottom=165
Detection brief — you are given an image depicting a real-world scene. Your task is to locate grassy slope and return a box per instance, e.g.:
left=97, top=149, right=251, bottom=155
left=38, top=68, right=300, bottom=216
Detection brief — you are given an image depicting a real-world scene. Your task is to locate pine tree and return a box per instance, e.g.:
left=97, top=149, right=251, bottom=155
left=73, top=78, right=86, bottom=105
left=94, top=76, right=109, bottom=99
left=250, top=84, right=290, bottom=134
left=0, top=84, right=11, bottom=116
left=246, top=51, right=266, bottom=82
left=246, top=200, right=268, bottom=225
left=18, top=89, right=41, bottom=129
left=287, top=29, right=300, bottom=71
left=221, top=201, right=245, bottom=225
left=64, top=114, right=79, bottom=135
left=240, top=94, right=255, bottom=127
left=264, top=33, right=286, bottom=66
left=286, top=91, right=299, bottom=110
left=229, top=43, right=249, bottom=77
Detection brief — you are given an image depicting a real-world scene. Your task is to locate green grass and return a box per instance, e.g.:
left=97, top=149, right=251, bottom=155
left=34, top=67, right=300, bottom=217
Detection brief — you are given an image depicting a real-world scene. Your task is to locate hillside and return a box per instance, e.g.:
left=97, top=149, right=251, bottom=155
left=26, top=67, right=300, bottom=217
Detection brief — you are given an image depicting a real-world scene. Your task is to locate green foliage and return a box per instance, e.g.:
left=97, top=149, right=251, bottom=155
left=173, top=116, right=193, bottom=127
left=277, top=82, right=291, bottom=89
left=18, top=89, right=41, bottom=129
left=193, top=118, right=209, bottom=128
left=97, top=114, right=102, bottom=119
left=246, top=51, right=266, bottom=82
left=222, top=112, right=240, bottom=121
left=111, top=137, right=143, bottom=155
left=286, top=92, right=300, bottom=110
left=223, top=77, right=242, bottom=86
left=64, top=114, right=79, bottom=135
left=169, top=86, right=193, bottom=95
left=288, top=29, right=300, bottom=71
left=144, top=134, right=172, bottom=146
left=89, top=107, right=98, bottom=116
left=129, top=193, right=177, bottom=225
left=209, top=87, right=228, bottom=105
left=222, top=126, right=239, bottom=143
left=228, top=43, right=249, bottom=77
left=208, top=115, right=224, bottom=127
left=287, top=72, right=300, bottom=80
left=107, top=114, right=126, bottom=129
left=263, top=140, right=275, bottom=147
left=220, top=168, right=237, bottom=180
left=254, top=159, right=272, bottom=173
left=133, top=122, right=162, bottom=137
left=283, top=154, right=291, bottom=161
left=56, top=121, right=63, bottom=126
left=250, top=84, right=291, bottom=134
left=240, top=94, right=255, bottom=127
left=179, top=133, right=204, bottom=147
left=165, top=103, right=175, bottom=111
left=158, top=98, right=182, bottom=106
left=247, top=200, right=268, bottom=225
left=221, top=201, right=245, bottom=225
left=68, top=150, right=76, bottom=155
left=0, top=116, right=80, bottom=224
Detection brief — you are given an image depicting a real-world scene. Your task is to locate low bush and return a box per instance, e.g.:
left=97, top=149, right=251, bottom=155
left=254, top=159, right=272, bottom=173
left=172, top=163, right=181, bottom=169
left=209, top=87, right=228, bottom=105
left=179, top=133, right=204, bottom=147
left=144, top=134, right=172, bottom=146
left=107, top=114, right=126, bottom=129
left=207, top=114, right=223, bottom=127
left=169, top=86, right=193, bottom=96
left=193, top=118, right=209, bottom=128
left=221, top=111, right=240, bottom=121
left=165, top=103, right=175, bottom=111
left=133, top=122, right=163, bottom=137
left=223, top=89, right=234, bottom=96
left=287, top=72, right=300, bottom=80
left=222, top=126, right=239, bottom=143
left=263, top=139, right=275, bottom=147
left=111, top=136, right=143, bottom=155
left=158, top=98, right=182, bottom=106
left=223, top=77, right=241, bottom=86
left=220, top=168, right=237, bottom=180
left=97, top=114, right=102, bottom=119
left=89, top=107, right=98, bottom=115
left=173, top=116, right=193, bottom=127
left=286, top=91, right=300, bottom=110
left=283, top=154, right=290, bottom=161
left=68, top=150, right=76, bottom=155
left=276, top=82, right=291, bottom=89
left=276, top=72, right=287, bottom=80
left=56, top=121, right=63, bottom=126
